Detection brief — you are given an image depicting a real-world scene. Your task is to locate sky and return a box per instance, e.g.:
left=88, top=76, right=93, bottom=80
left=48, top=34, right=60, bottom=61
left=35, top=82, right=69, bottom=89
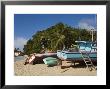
left=14, top=14, right=97, bottom=51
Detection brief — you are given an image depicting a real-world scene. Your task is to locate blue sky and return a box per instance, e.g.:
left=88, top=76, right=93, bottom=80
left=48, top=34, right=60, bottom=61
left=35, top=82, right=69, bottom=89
left=14, top=14, right=97, bottom=51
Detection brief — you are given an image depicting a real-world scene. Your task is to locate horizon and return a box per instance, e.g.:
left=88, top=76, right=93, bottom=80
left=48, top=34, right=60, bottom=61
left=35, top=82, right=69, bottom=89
left=14, top=14, right=97, bottom=51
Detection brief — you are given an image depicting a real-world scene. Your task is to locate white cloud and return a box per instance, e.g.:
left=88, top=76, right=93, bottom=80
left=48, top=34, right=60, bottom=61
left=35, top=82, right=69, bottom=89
left=78, top=18, right=96, bottom=31
left=78, top=22, right=95, bottom=30
left=14, top=37, right=28, bottom=51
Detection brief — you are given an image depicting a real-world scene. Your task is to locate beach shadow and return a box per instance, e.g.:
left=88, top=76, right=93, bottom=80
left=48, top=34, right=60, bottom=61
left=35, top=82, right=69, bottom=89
left=72, top=61, right=97, bottom=68
left=71, top=62, right=86, bottom=68
left=61, top=61, right=97, bottom=69
left=47, top=65, right=56, bottom=67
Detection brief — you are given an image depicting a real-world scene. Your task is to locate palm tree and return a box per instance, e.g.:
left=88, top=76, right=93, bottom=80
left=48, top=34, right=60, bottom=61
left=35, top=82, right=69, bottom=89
left=54, top=34, right=65, bottom=50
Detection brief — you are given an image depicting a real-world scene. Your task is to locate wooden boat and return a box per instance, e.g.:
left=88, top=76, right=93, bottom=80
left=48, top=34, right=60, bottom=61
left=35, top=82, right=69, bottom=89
left=24, top=53, right=57, bottom=65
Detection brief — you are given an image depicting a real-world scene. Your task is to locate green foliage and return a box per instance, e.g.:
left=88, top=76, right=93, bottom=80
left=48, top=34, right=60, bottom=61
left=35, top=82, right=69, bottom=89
left=23, top=22, right=96, bottom=54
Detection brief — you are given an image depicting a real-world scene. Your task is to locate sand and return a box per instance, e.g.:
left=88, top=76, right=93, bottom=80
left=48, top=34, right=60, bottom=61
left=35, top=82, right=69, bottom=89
left=14, top=60, right=97, bottom=76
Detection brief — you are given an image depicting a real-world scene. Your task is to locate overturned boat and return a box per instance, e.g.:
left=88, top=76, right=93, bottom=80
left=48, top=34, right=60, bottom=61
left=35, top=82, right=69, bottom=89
left=24, top=53, right=57, bottom=65
left=43, top=57, right=58, bottom=66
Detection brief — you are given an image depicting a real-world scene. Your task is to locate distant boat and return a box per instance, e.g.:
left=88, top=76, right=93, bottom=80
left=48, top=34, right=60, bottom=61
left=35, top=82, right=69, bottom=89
left=14, top=51, right=21, bottom=57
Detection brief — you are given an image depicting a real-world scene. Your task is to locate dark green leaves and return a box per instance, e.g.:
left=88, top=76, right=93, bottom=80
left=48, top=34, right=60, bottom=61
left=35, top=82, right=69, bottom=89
left=23, top=23, right=96, bottom=54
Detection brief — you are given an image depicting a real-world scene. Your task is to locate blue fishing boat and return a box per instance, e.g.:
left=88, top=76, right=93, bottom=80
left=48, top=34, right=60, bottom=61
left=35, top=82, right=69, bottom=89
left=57, top=41, right=97, bottom=60
left=57, top=41, right=97, bottom=70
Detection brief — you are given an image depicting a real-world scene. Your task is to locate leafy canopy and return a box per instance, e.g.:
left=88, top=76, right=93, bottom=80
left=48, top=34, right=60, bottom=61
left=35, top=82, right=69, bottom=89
left=23, top=22, right=96, bottom=55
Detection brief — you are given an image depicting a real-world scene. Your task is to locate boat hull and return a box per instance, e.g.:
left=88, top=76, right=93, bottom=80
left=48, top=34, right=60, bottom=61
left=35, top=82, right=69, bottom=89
left=43, top=57, right=58, bottom=66
left=57, top=51, right=97, bottom=60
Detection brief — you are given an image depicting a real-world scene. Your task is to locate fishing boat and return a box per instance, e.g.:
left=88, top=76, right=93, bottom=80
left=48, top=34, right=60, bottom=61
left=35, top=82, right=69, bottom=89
left=57, top=41, right=97, bottom=70
left=24, top=53, right=57, bottom=65
left=57, top=41, right=97, bottom=60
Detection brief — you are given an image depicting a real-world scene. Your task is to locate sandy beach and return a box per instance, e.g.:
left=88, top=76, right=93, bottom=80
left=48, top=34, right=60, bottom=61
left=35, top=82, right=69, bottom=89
left=14, top=59, right=97, bottom=76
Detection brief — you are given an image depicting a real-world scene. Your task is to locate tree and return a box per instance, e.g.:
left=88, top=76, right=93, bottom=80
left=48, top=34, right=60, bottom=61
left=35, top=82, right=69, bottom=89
left=23, top=22, right=97, bottom=54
